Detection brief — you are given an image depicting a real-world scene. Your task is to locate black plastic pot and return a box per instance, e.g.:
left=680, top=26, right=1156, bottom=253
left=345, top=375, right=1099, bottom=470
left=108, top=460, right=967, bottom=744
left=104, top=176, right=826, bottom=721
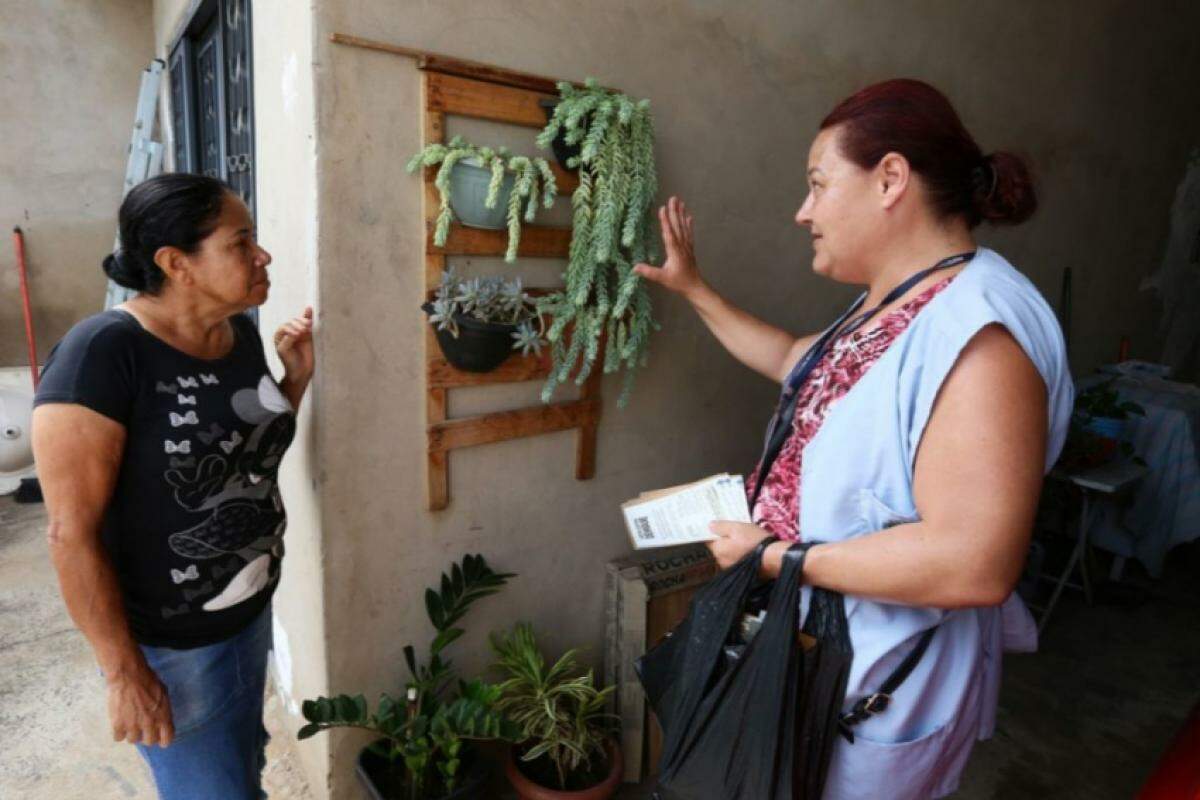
left=422, top=303, right=517, bottom=373
left=356, top=741, right=489, bottom=800
left=538, top=99, right=582, bottom=172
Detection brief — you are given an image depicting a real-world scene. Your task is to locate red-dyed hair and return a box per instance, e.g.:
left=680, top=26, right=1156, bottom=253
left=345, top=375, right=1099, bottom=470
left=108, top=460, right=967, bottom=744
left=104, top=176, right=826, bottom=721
left=821, top=79, right=1036, bottom=228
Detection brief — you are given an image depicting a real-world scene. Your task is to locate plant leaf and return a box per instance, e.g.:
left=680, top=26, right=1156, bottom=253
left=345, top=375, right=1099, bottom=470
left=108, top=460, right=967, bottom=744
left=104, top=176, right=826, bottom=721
left=403, top=644, right=419, bottom=681
left=426, top=587, right=446, bottom=630
left=297, top=723, right=322, bottom=739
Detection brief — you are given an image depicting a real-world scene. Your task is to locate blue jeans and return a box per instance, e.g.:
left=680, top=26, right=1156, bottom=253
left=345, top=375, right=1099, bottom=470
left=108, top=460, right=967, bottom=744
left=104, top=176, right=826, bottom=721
left=136, top=605, right=272, bottom=800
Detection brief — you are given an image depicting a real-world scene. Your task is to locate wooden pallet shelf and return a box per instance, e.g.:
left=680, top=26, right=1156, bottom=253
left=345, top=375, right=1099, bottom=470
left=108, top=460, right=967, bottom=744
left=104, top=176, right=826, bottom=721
left=426, top=222, right=572, bottom=259
left=331, top=35, right=606, bottom=510
left=427, top=352, right=554, bottom=389
left=428, top=398, right=600, bottom=454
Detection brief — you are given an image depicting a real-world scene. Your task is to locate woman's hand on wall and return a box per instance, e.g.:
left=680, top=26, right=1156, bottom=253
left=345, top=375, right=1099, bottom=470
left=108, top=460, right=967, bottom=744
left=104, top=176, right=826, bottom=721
left=635, top=196, right=705, bottom=299
left=275, top=306, right=315, bottom=409
left=708, top=521, right=782, bottom=578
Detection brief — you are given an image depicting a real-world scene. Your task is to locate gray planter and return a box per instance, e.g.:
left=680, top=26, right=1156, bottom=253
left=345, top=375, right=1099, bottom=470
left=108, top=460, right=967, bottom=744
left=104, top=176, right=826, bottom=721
left=449, top=158, right=514, bottom=230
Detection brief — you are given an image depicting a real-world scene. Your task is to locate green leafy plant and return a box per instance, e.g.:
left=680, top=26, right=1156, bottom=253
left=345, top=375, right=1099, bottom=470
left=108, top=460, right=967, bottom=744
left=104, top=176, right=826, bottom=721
left=536, top=79, right=661, bottom=408
left=1060, top=380, right=1148, bottom=468
left=407, top=136, right=557, bottom=262
left=490, top=623, right=618, bottom=791
left=426, top=269, right=545, bottom=356
left=1073, top=380, right=1146, bottom=423
left=299, top=555, right=522, bottom=799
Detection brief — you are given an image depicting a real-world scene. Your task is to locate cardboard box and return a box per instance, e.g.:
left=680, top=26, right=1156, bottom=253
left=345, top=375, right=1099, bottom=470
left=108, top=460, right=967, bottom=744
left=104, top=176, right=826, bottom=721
left=604, top=544, right=717, bottom=782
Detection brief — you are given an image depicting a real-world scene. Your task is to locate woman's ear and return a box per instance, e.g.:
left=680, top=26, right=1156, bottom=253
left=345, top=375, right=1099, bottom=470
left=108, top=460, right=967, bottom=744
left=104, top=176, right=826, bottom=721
left=154, top=245, right=191, bottom=287
left=877, top=151, right=911, bottom=211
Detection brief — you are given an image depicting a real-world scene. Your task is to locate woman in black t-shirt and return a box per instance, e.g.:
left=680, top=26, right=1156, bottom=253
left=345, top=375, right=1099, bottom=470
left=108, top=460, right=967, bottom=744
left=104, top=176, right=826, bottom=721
left=32, top=174, right=314, bottom=800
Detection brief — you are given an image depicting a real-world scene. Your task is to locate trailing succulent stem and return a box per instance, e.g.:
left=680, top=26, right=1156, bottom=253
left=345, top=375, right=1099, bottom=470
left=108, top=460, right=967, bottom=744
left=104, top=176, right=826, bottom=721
left=536, top=79, right=660, bottom=407
left=407, top=136, right=557, bottom=263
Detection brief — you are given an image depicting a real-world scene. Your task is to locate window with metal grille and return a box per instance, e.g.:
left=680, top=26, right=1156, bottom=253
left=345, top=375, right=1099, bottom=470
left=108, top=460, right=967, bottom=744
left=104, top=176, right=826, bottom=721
left=167, top=0, right=255, bottom=217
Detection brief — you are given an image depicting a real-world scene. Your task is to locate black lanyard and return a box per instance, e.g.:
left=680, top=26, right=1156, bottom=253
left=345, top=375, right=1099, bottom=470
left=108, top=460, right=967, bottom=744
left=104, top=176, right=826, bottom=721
left=750, top=250, right=976, bottom=508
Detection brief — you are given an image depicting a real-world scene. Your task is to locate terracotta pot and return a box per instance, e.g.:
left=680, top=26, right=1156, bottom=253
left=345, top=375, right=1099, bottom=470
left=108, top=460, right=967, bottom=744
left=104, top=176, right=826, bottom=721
left=505, top=740, right=623, bottom=800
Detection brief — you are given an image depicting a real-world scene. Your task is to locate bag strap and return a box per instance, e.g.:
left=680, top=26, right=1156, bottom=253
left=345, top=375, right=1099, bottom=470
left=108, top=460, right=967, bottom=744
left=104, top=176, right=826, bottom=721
left=837, top=625, right=938, bottom=743
left=749, top=250, right=976, bottom=509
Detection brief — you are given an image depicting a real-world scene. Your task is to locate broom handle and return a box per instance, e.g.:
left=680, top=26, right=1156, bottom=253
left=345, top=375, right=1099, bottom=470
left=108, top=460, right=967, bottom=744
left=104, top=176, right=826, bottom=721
left=12, top=226, right=39, bottom=391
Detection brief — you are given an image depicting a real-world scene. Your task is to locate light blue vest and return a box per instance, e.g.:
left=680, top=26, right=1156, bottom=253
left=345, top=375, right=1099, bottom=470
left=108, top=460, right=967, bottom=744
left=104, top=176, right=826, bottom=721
left=796, top=247, right=1074, bottom=799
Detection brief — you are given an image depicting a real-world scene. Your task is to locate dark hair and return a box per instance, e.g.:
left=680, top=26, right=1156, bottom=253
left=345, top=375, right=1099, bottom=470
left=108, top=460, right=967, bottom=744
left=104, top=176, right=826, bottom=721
left=820, top=79, right=1037, bottom=227
left=102, top=173, right=231, bottom=293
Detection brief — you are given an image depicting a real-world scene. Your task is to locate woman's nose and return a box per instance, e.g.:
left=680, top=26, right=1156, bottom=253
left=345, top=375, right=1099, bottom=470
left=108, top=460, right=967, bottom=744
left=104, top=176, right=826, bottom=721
left=256, top=244, right=273, bottom=269
left=795, top=196, right=814, bottom=227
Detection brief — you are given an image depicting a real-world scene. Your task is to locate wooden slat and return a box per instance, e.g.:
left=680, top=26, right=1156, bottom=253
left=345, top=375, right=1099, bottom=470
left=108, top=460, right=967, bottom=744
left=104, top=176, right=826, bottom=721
left=426, top=71, right=551, bottom=129
left=330, top=33, right=597, bottom=95
left=422, top=81, right=450, bottom=511
left=575, top=369, right=603, bottom=479
left=422, top=107, right=448, bottom=287
left=424, top=285, right=562, bottom=302
left=426, top=385, right=448, bottom=510
left=428, top=222, right=571, bottom=259
left=421, top=55, right=563, bottom=95
left=428, top=352, right=553, bottom=388
left=428, top=399, right=599, bottom=453
left=550, top=163, right=579, bottom=195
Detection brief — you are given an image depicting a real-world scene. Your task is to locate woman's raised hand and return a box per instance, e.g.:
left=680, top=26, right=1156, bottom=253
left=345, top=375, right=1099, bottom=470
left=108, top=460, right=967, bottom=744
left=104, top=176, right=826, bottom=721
left=274, top=306, right=315, bottom=382
left=635, top=196, right=703, bottom=298
left=274, top=306, right=316, bottom=410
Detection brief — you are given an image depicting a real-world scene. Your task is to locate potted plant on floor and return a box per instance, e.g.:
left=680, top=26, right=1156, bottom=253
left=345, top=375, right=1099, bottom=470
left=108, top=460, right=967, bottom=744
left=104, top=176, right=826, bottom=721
left=407, top=136, right=558, bottom=263
left=1059, top=380, right=1147, bottom=469
left=535, top=79, right=661, bottom=408
left=490, top=623, right=622, bottom=799
left=298, top=555, right=523, bottom=800
left=422, top=269, right=546, bottom=373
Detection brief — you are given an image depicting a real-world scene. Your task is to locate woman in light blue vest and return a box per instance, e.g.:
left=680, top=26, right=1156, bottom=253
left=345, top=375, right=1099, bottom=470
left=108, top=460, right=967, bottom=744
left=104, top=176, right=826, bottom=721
left=635, top=79, right=1073, bottom=798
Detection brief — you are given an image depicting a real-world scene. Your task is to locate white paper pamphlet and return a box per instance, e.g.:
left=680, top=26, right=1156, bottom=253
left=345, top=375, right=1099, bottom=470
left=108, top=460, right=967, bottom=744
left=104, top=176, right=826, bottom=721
left=621, top=473, right=752, bottom=550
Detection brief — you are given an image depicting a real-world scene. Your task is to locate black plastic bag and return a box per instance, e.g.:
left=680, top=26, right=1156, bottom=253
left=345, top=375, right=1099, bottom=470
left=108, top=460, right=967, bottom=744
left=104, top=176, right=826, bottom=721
left=636, top=540, right=853, bottom=800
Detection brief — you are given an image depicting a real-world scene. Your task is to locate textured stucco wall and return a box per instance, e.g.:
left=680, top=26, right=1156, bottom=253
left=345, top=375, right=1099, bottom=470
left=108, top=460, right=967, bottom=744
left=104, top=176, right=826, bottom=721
left=150, top=1, right=331, bottom=795
left=305, top=2, right=1200, bottom=796
left=245, top=2, right=330, bottom=796
left=0, top=1, right=153, bottom=366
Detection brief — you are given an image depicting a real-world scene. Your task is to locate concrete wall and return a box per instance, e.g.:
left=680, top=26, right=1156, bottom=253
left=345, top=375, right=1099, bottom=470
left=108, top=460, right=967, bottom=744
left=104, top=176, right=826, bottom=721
left=149, top=1, right=331, bottom=795
left=245, top=1, right=330, bottom=795
left=305, top=2, right=1200, bottom=796
left=0, top=1, right=153, bottom=366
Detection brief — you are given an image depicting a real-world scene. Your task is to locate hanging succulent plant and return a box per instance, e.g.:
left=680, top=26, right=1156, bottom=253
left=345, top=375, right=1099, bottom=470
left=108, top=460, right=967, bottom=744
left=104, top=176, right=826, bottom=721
left=423, top=269, right=546, bottom=373
left=536, top=79, right=660, bottom=408
left=407, top=136, right=557, bottom=263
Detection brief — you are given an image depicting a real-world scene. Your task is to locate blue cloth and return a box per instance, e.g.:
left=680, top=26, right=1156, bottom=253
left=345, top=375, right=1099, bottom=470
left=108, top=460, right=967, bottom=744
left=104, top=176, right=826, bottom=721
left=136, top=605, right=272, bottom=800
left=1081, top=372, right=1200, bottom=576
left=791, top=248, right=1074, bottom=799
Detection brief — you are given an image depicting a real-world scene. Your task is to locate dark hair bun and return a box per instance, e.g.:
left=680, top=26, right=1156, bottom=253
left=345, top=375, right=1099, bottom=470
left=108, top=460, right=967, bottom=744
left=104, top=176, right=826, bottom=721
left=102, top=250, right=148, bottom=291
left=975, top=151, right=1037, bottom=226
left=101, top=173, right=232, bottom=295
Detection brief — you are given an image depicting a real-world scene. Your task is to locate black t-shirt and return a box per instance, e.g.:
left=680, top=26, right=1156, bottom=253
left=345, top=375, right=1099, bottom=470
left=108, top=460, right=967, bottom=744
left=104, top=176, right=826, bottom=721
left=34, top=309, right=295, bottom=648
